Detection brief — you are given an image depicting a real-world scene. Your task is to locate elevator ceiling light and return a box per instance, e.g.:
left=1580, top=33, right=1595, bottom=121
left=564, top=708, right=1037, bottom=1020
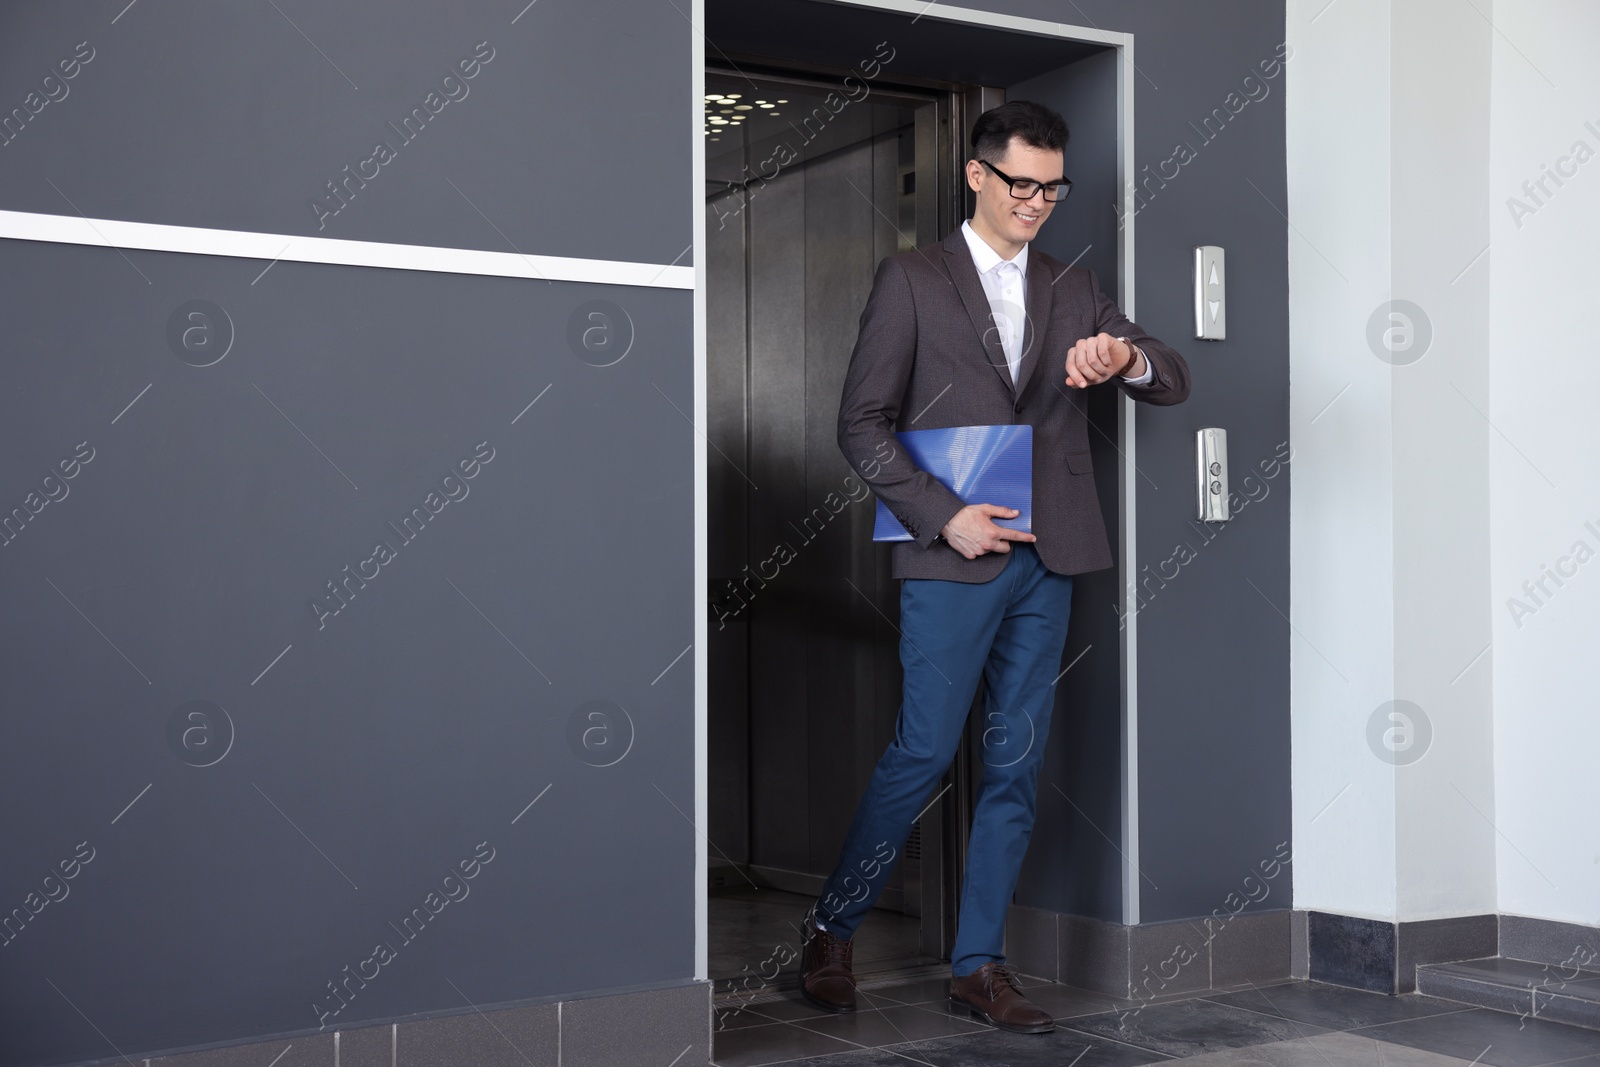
left=759, top=102, right=774, bottom=108
left=777, top=99, right=788, bottom=103
left=725, top=93, right=741, bottom=99
left=734, top=104, right=752, bottom=110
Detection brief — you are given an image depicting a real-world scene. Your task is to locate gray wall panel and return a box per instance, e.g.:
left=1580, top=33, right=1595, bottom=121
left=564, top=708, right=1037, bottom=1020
left=0, top=0, right=692, bottom=266
left=0, top=236, right=692, bottom=1065
left=847, top=0, right=1293, bottom=928
left=1009, top=45, right=1127, bottom=922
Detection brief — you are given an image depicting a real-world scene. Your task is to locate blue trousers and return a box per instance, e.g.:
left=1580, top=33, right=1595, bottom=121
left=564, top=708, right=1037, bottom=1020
left=814, top=544, right=1073, bottom=976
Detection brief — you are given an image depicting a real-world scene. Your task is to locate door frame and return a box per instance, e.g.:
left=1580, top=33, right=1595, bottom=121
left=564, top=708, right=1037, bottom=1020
left=690, top=0, right=1144, bottom=982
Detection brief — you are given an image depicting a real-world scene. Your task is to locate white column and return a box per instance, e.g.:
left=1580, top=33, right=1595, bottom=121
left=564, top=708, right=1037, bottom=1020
left=1287, top=0, right=1400, bottom=922
left=1289, top=0, right=1498, bottom=923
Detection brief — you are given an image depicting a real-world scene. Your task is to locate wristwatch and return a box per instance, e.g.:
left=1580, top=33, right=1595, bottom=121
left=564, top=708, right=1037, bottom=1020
left=1117, top=336, right=1145, bottom=378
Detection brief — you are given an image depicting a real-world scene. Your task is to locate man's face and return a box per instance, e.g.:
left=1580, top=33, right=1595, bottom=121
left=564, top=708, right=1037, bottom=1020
left=968, top=136, right=1066, bottom=250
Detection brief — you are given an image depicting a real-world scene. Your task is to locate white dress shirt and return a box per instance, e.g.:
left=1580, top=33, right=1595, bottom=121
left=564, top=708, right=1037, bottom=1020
left=959, top=219, right=1153, bottom=387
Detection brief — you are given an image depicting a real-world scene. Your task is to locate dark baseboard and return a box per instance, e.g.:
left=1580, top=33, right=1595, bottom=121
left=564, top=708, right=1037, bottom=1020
left=1010, top=906, right=1598, bottom=1000
left=1303, top=911, right=1600, bottom=995
left=1305, top=911, right=1497, bottom=994
left=1500, top=913, right=1600, bottom=970
left=1006, top=904, right=1292, bottom=999
left=67, top=981, right=710, bottom=1067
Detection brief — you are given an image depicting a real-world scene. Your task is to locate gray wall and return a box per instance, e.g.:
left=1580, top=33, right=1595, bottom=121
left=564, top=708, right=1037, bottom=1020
left=1008, top=46, right=1127, bottom=922
left=0, top=2, right=695, bottom=1064
left=964, top=0, right=1294, bottom=926
left=0, top=0, right=691, bottom=263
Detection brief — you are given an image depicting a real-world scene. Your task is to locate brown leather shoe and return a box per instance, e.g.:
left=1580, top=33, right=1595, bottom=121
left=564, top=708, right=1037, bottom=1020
left=798, top=914, right=855, bottom=1013
left=949, top=963, right=1055, bottom=1033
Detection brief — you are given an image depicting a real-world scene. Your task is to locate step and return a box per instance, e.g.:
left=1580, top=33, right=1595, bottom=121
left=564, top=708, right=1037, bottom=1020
left=1416, top=956, right=1600, bottom=1032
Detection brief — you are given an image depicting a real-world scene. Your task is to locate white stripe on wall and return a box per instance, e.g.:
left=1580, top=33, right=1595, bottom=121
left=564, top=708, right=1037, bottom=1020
left=0, top=208, right=695, bottom=290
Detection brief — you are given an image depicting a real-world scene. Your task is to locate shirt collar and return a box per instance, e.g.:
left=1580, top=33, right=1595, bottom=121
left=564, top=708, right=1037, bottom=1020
left=961, top=219, right=1028, bottom=278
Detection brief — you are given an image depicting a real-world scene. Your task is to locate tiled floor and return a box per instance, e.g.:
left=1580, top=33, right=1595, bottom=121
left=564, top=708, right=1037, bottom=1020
left=712, top=975, right=1600, bottom=1066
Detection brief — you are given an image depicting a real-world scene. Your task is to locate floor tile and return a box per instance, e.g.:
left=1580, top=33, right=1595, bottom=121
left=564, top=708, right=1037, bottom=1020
left=864, top=973, right=1122, bottom=1017
left=791, top=1001, right=989, bottom=1046
left=1014, top=982, right=1126, bottom=1020
left=1102, top=976, right=1296, bottom=1016
left=711, top=1020, right=862, bottom=1067
left=751, top=1027, right=1174, bottom=1066
left=1205, top=979, right=1471, bottom=1030
left=861, top=976, right=950, bottom=1005
left=738, top=991, right=848, bottom=1023
left=1065, top=998, right=1333, bottom=1057
left=916, top=1029, right=1176, bottom=1065
left=717, top=1003, right=788, bottom=1030
left=1164, top=1030, right=1481, bottom=1066
left=1354, top=1006, right=1600, bottom=1066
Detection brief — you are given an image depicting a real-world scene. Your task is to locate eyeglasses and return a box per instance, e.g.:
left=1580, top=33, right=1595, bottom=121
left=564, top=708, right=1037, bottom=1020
left=980, top=160, right=1072, bottom=202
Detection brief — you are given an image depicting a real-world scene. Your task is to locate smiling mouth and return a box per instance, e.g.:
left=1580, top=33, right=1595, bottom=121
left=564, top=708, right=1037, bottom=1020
left=1013, top=209, right=1040, bottom=224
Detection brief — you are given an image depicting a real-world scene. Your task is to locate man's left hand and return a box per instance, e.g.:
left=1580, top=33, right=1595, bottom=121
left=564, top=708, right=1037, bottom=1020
left=1065, top=332, right=1139, bottom=389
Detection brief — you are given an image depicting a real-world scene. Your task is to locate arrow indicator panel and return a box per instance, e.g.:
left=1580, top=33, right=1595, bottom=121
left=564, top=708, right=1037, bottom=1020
left=1194, top=245, right=1227, bottom=341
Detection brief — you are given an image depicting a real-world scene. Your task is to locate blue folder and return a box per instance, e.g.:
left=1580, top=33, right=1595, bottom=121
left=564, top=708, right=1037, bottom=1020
left=872, top=424, right=1033, bottom=542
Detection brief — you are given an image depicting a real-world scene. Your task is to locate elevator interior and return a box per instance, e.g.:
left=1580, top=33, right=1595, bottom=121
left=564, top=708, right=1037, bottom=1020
left=705, top=67, right=961, bottom=986
left=703, top=0, right=1132, bottom=998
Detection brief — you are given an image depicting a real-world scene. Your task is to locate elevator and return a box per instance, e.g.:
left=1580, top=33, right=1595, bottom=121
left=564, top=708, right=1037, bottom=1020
left=702, top=0, right=1135, bottom=1003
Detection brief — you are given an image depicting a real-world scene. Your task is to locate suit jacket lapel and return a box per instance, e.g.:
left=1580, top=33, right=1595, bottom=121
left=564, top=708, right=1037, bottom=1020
left=942, top=231, right=1015, bottom=393
left=1012, top=251, right=1054, bottom=399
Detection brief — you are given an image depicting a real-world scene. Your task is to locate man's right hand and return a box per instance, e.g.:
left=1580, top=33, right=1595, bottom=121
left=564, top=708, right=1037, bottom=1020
left=939, top=504, right=1036, bottom=560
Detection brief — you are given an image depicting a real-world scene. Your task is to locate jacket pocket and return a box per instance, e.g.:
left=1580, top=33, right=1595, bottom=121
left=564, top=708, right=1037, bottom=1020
left=1065, top=450, right=1094, bottom=475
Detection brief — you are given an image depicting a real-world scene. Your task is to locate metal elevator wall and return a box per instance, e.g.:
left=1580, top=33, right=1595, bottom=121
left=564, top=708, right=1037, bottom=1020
left=706, top=80, right=942, bottom=899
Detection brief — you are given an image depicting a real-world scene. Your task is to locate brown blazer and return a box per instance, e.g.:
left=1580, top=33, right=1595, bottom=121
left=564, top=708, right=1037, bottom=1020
left=837, top=228, right=1191, bottom=583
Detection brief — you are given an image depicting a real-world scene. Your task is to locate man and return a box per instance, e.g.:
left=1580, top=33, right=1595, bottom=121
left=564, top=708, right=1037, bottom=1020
left=800, top=101, right=1190, bottom=1033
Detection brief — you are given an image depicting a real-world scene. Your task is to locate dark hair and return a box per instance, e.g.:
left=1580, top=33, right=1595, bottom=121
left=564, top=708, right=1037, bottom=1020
left=970, top=101, right=1068, bottom=163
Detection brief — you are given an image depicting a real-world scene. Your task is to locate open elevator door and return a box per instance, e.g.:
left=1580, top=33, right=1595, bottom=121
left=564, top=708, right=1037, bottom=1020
left=703, top=20, right=1131, bottom=995
left=704, top=67, right=989, bottom=981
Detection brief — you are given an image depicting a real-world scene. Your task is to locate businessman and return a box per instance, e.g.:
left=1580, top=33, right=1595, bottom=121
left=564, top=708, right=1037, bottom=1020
left=800, top=101, right=1190, bottom=1033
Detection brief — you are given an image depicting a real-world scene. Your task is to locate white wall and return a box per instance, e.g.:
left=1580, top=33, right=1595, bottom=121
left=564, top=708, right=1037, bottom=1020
left=1288, top=0, right=1499, bottom=923
left=1286, top=0, right=1399, bottom=921
left=1487, top=0, right=1600, bottom=927
left=1389, top=0, right=1497, bottom=920
left=1290, top=0, right=1600, bottom=928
